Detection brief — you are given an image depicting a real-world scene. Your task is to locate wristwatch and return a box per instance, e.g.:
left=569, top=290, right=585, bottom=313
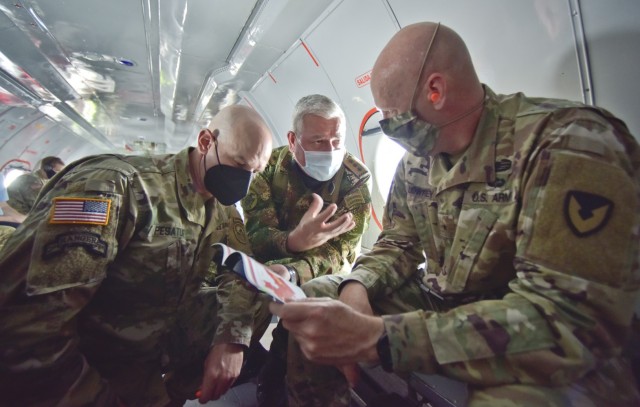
left=285, top=265, right=298, bottom=285
left=376, top=328, right=393, bottom=372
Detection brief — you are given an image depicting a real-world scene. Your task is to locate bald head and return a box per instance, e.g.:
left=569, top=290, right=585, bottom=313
left=190, top=104, right=273, bottom=198
left=208, top=104, right=273, bottom=172
left=371, top=22, right=480, bottom=115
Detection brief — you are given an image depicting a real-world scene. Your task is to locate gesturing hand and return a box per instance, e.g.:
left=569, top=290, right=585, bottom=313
left=286, top=193, right=355, bottom=253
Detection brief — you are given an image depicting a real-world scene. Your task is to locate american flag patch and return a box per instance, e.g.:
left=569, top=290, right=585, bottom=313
left=50, top=198, right=111, bottom=225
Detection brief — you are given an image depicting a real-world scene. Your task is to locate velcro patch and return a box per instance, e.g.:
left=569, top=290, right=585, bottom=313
left=564, top=191, right=613, bottom=237
left=43, top=231, right=108, bottom=260
left=525, top=152, right=636, bottom=286
left=49, top=197, right=111, bottom=225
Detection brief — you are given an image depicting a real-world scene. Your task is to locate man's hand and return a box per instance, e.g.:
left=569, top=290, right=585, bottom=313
left=267, top=264, right=290, bottom=280
left=198, top=343, right=244, bottom=402
left=286, top=193, right=355, bottom=253
left=269, top=298, right=383, bottom=366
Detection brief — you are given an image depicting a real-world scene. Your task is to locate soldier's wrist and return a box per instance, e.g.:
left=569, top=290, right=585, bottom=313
left=376, top=326, right=393, bottom=372
left=284, top=265, right=298, bottom=285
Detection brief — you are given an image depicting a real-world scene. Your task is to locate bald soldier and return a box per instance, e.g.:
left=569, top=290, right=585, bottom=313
left=7, top=155, right=65, bottom=214
left=272, top=22, right=640, bottom=406
left=0, top=105, right=280, bottom=406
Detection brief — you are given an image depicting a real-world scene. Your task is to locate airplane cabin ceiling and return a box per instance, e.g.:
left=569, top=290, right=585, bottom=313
left=0, top=0, right=334, bottom=156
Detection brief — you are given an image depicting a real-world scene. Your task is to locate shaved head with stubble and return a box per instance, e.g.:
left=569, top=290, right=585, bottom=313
left=371, top=22, right=485, bottom=154
left=190, top=104, right=273, bottom=197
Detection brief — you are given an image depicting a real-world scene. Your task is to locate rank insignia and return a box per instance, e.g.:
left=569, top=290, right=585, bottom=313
left=564, top=190, right=613, bottom=237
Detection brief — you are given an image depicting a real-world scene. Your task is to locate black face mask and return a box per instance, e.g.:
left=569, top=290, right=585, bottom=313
left=203, top=143, right=252, bottom=206
left=44, top=169, right=57, bottom=179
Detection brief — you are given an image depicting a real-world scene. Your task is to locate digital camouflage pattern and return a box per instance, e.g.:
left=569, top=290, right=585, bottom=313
left=6, top=169, right=47, bottom=214
left=289, top=86, right=640, bottom=406
left=241, top=146, right=372, bottom=283
left=0, top=148, right=271, bottom=406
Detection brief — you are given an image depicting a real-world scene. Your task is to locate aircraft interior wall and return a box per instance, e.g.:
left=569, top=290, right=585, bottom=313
left=1, top=0, right=639, bottom=250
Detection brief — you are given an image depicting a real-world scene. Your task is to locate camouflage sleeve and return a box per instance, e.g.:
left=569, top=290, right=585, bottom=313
left=279, top=176, right=372, bottom=283
left=384, top=113, right=640, bottom=387
left=0, top=165, right=133, bottom=404
left=6, top=174, right=44, bottom=214
left=212, top=206, right=263, bottom=347
left=241, top=162, right=291, bottom=259
left=342, top=157, right=425, bottom=298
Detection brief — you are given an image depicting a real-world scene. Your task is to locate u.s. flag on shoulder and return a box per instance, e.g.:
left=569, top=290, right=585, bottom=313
left=50, top=197, right=111, bottom=225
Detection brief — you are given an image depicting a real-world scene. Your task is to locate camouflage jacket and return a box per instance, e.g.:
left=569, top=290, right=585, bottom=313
left=0, top=148, right=262, bottom=405
left=241, top=146, right=372, bottom=283
left=345, top=87, right=640, bottom=394
left=6, top=170, right=47, bottom=214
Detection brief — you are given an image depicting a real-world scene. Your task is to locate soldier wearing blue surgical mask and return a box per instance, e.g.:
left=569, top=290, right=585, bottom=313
left=241, top=94, right=373, bottom=406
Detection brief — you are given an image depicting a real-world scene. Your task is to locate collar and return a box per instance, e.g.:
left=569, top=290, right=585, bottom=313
left=429, top=85, right=500, bottom=193
left=173, top=147, right=209, bottom=226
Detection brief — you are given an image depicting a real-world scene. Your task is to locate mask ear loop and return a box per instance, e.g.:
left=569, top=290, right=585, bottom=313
left=410, top=22, right=440, bottom=112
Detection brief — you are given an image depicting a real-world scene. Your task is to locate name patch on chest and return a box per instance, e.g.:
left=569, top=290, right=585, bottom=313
left=466, top=190, right=514, bottom=204
left=153, top=226, right=185, bottom=237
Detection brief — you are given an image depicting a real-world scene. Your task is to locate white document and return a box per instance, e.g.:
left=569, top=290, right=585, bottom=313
left=213, top=243, right=306, bottom=302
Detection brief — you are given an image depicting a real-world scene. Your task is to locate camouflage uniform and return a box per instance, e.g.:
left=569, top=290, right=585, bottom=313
left=241, top=146, right=372, bottom=283
left=7, top=169, right=48, bottom=214
left=0, top=148, right=271, bottom=406
left=288, top=86, right=640, bottom=406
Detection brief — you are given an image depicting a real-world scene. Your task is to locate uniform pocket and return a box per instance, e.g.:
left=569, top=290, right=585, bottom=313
left=446, top=208, right=498, bottom=292
left=408, top=199, right=440, bottom=264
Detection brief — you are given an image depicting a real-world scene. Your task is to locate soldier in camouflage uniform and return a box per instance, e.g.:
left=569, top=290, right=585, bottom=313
left=0, top=105, right=278, bottom=406
left=241, top=94, right=372, bottom=405
left=7, top=155, right=65, bottom=215
left=0, top=172, right=25, bottom=251
left=242, top=94, right=372, bottom=283
left=272, top=22, right=640, bottom=406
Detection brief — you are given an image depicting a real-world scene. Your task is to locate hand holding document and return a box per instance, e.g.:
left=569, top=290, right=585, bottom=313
left=213, top=243, right=306, bottom=302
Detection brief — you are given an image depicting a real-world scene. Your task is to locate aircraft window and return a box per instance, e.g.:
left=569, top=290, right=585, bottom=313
left=359, top=109, right=405, bottom=203
left=4, top=169, right=28, bottom=188
left=373, top=134, right=405, bottom=200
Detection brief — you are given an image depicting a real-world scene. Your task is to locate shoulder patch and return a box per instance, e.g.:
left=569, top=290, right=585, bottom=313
left=49, top=197, right=111, bottom=225
left=343, top=154, right=368, bottom=178
left=564, top=191, right=613, bottom=237
left=43, top=231, right=108, bottom=260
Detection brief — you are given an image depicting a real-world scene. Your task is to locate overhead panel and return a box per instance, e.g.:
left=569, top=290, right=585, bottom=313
left=0, top=107, right=55, bottom=168
left=259, top=42, right=348, bottom=149
left=244, top=84, right=291, bottom=148
left=388, top=0, right=582, bottom=102
left=579, top=0, right=640, bottom=139
left=302, top=0, right=398, bottom=154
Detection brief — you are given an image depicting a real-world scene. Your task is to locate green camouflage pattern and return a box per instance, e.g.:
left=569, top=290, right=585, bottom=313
left=0, top=224, right=15, bottom=252
left=290, top=86, right=640, bottom=406
left=0, top=148, right=271, bottom=406
left=6, top=170, right=47, bottom=214
left=241, top=146, right=372, bottom=283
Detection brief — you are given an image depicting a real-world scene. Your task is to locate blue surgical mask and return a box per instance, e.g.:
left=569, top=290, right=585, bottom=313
left=297, top=143, right=345, bottom=182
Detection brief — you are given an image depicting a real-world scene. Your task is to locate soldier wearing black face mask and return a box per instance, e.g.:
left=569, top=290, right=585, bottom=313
left=0, top=105, right=285, bottom=406
left=7, top=156, right=65, bottom=215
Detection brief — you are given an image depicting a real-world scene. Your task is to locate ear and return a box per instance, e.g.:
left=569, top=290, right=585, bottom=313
left=287, top=131, right=297, bottom=153
left=424, top=73, right=446, bottom=110
left=197, top=129, right=217, bottom=153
